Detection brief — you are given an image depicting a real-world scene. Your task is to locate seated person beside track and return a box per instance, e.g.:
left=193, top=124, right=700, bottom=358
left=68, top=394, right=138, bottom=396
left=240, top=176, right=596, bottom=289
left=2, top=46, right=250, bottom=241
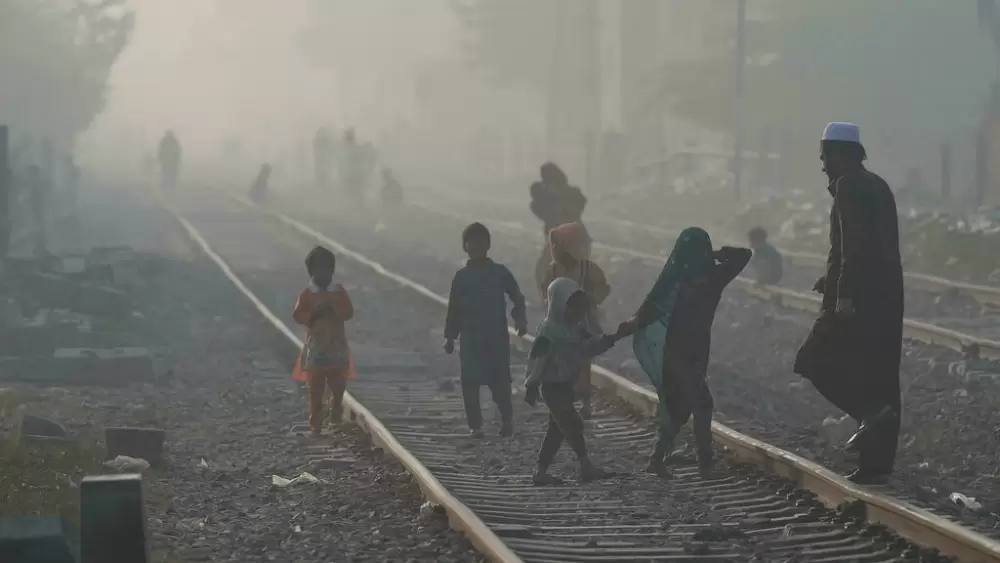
left=747, top=226, right=783, bottom=285
left=380, top=168, right=403, bottom=208
left=249, top=163, right=271, bottom=204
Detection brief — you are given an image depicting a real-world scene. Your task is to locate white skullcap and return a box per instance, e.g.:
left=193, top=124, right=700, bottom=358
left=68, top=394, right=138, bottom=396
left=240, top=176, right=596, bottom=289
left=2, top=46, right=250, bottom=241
left=822, top=122, right=861, bottom=144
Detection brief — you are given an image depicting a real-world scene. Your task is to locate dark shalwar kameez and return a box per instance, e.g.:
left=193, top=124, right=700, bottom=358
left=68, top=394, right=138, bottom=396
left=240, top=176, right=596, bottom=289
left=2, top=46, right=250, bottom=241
left=445, top=258, right=527, bottom=430
left=795, top=168, right=903, bottom=474
left=636, top=247, right=751, bottom=465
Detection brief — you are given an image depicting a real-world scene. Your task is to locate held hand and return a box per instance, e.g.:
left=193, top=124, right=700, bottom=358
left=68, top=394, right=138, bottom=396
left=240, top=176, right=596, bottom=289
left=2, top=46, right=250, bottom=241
left=615, top=317, right=638, bottom=340
left=443, top=339, right=455, bottom=355
left=835, top=298, right=855, bottom=317
left=524, top=385, right=539, bottom=407
left=515, top=323, right=528, bottom=338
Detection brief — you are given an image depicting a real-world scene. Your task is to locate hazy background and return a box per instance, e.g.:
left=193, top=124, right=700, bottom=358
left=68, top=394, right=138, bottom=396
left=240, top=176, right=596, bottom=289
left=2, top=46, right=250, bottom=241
left=5, top=0, right=1000, bottom=205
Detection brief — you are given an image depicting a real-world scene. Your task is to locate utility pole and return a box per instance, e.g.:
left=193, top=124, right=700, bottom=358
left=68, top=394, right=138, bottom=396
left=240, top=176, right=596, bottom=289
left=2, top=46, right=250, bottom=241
left=732, top=0, right=747, bottom=201
left=0, top=125, right=9, bottom=258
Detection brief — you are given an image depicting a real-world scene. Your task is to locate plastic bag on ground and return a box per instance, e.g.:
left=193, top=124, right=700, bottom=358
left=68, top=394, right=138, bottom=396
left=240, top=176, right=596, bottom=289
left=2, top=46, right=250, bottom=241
left=103, top=455, right=150, bottom=473
left=271, top=472, right=321, bottom=487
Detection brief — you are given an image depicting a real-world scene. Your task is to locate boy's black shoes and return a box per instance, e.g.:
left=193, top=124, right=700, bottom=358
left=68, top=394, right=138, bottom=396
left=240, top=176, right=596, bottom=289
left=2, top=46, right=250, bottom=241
left=499, top=421, right=513, bottom=437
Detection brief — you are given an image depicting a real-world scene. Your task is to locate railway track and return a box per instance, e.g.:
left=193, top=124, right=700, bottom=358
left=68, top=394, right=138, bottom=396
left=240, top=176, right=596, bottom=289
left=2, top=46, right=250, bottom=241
left=584, top=216, right=1000, bottom=309
left=149, top=186, right=1000, bottom=562
left=413, top=187, right=1000, bottom=309
left=406, top=201, right=1000, bottom=361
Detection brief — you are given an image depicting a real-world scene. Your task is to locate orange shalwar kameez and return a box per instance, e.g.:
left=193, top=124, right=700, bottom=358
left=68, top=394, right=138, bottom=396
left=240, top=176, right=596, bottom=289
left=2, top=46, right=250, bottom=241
left=292, top=283, right=356, bottom=432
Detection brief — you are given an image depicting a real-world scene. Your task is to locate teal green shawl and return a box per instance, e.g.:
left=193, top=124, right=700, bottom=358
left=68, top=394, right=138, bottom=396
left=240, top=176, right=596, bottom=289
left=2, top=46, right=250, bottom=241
left=632, top=227, right=713, bottom=439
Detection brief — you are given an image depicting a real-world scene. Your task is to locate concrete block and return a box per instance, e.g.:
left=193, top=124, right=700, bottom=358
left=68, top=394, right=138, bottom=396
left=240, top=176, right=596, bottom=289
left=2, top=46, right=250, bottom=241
left=21, top=271, right=129, bottom=318
left=80, top=474, right=149, bottom=563
left=0, top=516, right=77, bottom=563
left=0, top=310, right=93, bottom=356
left=104, top=427, right=165, bottom=464
left=19, top=414, right=68, bottom=438
left=0, top=347, right=155, bottom=386
left=2, top=256, right=60, bottom=278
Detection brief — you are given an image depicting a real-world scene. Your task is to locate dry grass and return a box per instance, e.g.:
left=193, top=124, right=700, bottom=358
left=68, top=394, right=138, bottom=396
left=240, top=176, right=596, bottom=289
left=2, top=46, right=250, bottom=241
left=0, top=435, right=104, bottom=528
left=0, top=388, right=179, bottom=560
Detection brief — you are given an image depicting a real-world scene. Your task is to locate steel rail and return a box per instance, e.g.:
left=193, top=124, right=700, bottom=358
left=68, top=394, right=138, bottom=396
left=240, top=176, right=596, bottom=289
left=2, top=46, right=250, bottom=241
left=410, top=202, right=1000, bottom=360
left=149, top=187, right=524, bottom=563
left=227, top=193, right=1000, bottom=563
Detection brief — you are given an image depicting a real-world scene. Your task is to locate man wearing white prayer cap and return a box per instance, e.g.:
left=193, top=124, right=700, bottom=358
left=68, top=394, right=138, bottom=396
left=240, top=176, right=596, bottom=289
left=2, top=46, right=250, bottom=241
left=793, top=121, right=903, bottom=485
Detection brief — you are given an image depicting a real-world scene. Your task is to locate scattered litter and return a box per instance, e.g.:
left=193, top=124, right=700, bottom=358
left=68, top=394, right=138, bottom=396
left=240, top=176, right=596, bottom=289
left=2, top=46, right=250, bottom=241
left=820, top=415, right=855, bottom=443
left=953, top=388, right=968, bottom=398
left=419, top=500, right=444, bottom=517
left=293, top=525, right=302, bottom=533
left=949, top=492, right=983, bottom=511
left=198, top=458, right=209, bottom=468
left=271, top=472, right=321, bottom=487
left=103, top=455, right=150, bottom=473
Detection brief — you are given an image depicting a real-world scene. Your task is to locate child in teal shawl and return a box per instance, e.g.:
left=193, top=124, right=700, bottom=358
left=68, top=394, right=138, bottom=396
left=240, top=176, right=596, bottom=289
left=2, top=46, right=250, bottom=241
left=620, top=227, right=751, bottom=475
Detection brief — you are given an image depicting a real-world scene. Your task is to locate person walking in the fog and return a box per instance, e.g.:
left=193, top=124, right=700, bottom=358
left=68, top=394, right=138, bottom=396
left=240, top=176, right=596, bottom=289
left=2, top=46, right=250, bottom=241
left=794, top=122, right=903, bottom=485
left=540, top=221, right=609, bottom=419
left=292, top=246, right=356, bottom=437
left=445, top=222, right=527, bottom=437
left=618, top=228, right=750, bottom=476
left=530, top=162, right=589, bottom=293
left=157, top=130, right=182, bottom=190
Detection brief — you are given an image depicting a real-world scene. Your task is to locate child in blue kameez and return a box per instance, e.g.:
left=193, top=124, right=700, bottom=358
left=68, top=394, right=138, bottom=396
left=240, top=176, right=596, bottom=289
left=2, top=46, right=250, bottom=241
left=445, top=223, right=528, bottom=437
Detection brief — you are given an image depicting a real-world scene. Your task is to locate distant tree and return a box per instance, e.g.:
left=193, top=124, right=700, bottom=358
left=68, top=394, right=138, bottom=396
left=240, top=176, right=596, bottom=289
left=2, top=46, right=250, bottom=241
left=0, top=0, right=134, bottom=141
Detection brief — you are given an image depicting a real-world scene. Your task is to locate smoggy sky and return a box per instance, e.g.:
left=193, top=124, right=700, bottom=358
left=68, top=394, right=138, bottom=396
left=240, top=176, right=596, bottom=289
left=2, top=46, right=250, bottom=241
left=87, top=0, right=454, bottom=159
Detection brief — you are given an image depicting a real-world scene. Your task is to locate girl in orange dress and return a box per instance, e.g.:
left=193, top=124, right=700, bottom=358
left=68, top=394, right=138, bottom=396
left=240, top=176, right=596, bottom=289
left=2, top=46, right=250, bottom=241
left=292, top=246, right=356, bottom=436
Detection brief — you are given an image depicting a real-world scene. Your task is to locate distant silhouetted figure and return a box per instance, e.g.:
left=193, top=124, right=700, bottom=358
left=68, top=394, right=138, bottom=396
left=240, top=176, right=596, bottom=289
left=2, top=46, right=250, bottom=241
left=313, top=127, right=334, bottom=188
left=380, top=168, right=402, bottom=208
left=529, top=162, right=589, bottom=294
left=157, top=131, right=182, bottom=190
left=25, top=165, right=50, bottom=255
left=249, top=164, right=272, bottom=204
left=747, top=227, right=783, bottom=285
left=339, top=128, right=366, bottom=204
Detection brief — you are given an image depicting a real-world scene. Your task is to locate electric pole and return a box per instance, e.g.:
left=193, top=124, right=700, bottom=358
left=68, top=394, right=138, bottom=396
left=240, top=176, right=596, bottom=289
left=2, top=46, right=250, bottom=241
left=733, top=0, right=747, bottom=201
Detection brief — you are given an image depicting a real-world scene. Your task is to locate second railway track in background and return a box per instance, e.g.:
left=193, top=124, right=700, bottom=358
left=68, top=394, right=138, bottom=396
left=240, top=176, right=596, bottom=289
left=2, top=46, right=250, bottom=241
left=151, top=187, right=1000, bottom=562
left=407, top=201, right=1000, bottom=360
left=413, top=188, right=1000, bottom=309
